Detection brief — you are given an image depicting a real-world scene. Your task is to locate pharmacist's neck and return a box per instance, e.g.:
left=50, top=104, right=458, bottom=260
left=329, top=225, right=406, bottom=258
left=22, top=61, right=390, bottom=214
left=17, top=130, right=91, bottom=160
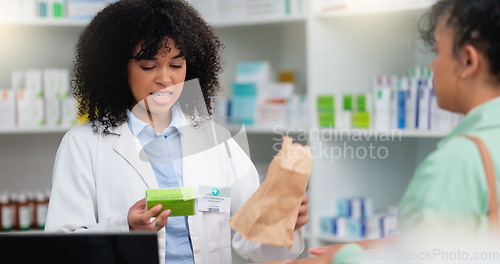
left=131, top=107, right=172, bottom=134
left=149, top=112, right=172, bottom=134
left=463, top=83, right=500, bottom=115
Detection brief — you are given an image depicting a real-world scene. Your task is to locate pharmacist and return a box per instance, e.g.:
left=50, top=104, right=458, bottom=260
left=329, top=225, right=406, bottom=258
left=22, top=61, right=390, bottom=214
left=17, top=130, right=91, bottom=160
left=45, top=0, right=307, bottom=264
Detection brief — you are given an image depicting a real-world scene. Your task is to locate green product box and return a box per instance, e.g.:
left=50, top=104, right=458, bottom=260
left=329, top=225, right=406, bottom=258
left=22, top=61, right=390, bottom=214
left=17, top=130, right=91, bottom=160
left=53, top=3, right=63, bottom=18
left=317, top=95, right=335, bottom=110
left=318, top=112, right=335, bottom=128
left=353, top=111, right=370, bottom=128
left=343, top=94, right=353, bottom=111
left=146, top=188, right=195, bottom=217
left=357, top=95, right=366, bottom=112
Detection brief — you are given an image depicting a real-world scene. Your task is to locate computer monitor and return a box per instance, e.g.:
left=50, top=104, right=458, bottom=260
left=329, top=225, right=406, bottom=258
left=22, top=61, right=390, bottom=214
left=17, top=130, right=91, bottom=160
left=0, top=231, right=159, bottom=264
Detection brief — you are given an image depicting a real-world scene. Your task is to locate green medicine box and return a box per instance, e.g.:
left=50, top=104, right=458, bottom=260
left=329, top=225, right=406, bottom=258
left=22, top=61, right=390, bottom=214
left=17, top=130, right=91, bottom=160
left=146, top=188, right=195, bottom=217
left=317, top=95, right=335, bottom=128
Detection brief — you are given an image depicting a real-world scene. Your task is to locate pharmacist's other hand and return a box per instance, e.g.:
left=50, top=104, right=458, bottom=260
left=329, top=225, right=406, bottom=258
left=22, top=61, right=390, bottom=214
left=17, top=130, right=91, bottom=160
left=308, top=243, right=346, bottom=256
left=128, top=198, right=171, bottom=231
left=294, top=194, right=309, bottom=231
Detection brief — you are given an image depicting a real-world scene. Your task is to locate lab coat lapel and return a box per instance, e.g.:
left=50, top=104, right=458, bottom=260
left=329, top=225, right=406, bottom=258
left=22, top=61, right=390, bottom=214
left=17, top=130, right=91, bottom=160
left=112, top=124, right=158, bottom=189
left=178, top=114, right=208, bottom=188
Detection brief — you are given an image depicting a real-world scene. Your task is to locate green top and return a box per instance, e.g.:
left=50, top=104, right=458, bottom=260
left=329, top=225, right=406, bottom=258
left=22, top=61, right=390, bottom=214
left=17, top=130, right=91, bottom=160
left=332, top=97, right=500, bottom=264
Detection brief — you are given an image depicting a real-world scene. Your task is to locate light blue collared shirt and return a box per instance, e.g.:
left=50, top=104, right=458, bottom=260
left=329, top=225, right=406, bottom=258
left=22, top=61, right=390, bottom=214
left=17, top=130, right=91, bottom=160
left=126, top=104, right=194, bottom=264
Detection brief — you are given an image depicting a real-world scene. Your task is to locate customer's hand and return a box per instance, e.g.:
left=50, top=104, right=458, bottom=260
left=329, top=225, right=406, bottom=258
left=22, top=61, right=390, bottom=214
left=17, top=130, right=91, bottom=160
left=308, top=243, right=347, bottom=256
left=128, top=198, right=171, bottom=231
left=295, top=194, right=309, bottom=231
left=280, top=250, right=335, bottom=264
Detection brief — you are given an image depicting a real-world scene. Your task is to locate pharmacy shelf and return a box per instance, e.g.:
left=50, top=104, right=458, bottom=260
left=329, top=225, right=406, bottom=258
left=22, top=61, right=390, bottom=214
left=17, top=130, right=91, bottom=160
left=313, top=128, right=448, bottom=139
left=317, top=234, right=362, bottom=244
left=0, top=127, right=72, bottom=135
left=0, top=230, right=45, bottom=234
left=223, top=123, right=309, bottom=135
left=226, top=126, right=448, bottom=138
left=316, top=2, right=433, bottom=18
left=209, top=15, right=306, bottom=28
left=0, top=18, right=88, bottom=27
left=0, top=15, right=307, bottom=29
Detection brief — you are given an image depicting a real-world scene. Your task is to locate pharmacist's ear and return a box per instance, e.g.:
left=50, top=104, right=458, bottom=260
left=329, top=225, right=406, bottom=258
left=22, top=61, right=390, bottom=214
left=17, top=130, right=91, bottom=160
left=459, top=44, right=480, bottom=79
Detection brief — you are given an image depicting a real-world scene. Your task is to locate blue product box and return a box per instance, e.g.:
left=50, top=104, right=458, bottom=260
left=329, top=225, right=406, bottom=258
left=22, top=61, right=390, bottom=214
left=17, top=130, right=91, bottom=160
left=231, top=82, right=257, bottom=125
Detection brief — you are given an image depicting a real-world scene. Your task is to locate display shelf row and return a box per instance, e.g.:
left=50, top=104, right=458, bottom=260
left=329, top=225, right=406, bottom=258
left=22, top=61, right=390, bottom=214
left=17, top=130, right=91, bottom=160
left=318, top=1, right=434, bottom=18
left=0, top=2, right=437, bottom=28
left=0, top=125, right=449, bottom=138
left=0, top=15, right=306, bottom=28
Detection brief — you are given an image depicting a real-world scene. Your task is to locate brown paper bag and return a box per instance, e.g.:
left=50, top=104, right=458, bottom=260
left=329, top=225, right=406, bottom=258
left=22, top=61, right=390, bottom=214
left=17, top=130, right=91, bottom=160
left=229, top=136, right=312, bottom=248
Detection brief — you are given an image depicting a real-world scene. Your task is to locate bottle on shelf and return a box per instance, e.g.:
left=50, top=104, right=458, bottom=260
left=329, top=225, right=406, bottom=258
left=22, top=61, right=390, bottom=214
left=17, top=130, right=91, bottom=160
left=16, top=192, right=32, bottom=231
left=35, top=190, right=49, bottom=229
left=0, top=192, right=14, bottom=231
left=26, top=190, right=36, bottom=229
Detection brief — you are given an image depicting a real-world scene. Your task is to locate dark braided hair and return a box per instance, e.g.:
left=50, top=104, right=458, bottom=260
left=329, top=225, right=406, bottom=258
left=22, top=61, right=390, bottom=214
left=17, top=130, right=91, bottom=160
left=419, top=0, right=500, bottom=83
left=73, top=0, right=223, bottom=134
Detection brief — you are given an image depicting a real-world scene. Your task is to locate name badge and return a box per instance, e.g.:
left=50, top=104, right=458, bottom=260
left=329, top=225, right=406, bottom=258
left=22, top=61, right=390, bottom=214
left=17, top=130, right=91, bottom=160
left=197, top=186, right=231, bottom=213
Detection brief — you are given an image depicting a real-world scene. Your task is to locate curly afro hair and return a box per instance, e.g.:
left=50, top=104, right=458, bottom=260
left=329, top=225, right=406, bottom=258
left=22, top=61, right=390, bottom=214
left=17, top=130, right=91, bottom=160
left=419, top=0, right=500, bottom=83
left=73, top=0, right=223, bottom=134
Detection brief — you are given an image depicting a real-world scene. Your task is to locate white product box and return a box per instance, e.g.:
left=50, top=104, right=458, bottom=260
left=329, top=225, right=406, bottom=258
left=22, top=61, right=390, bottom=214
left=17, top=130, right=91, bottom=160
left=235, top=61, right=271, bottom=85
left=258, top=82, right=293, bottom=104
left=66, top=0, right=106, bottom=19
left=0, top=0, right=22, bottom=19
left=248, top=0, right=286, bottom=19
left=11, top=71, right=25, bottom=91
left=256, top=103, right=287, bottom=125
left=373, top=76, right=391, bottom=129
left=380, top=213, right=398, bottom=237
left=0, top=89, right=16, bottom=129
left=16, top=90, right=45, bottom=128
left=219, top=0, right=248, bottom=21
left=286, top=94, right=308, bottom=128
left=43, top=68, right=71, bottom=99
left=61, top=98, right=78, bottom=127
left=214, top=97, right=229, bottom=117
left=59, top=68, right=71, bottom=98
left=45, top=97, right=61, bottom=127
left=417, top=80, right=432, bottom=130
left=188, top=0, right=219, bottom=22
left=43, top=69, right=59, bottom=99
left=21, top=0, right=36, bottom=18
left=25, top=70, right=43, bottom=98
left=405, top=78, right=418, bottom=130
left=332, top=217, right=348, bottom=237
left=255, top=82, right=293, bottom=125
left=288, top=0, right=304, bottom=15
left=364, top=214, right=383, bottom=239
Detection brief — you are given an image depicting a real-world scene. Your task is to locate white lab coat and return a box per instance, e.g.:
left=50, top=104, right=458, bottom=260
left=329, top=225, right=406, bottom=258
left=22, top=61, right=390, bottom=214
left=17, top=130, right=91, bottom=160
left=45, top=111, right=304, bottom=264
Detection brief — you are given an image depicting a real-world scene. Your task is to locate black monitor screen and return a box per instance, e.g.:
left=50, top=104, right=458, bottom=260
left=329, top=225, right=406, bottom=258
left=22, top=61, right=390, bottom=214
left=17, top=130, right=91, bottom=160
left=0, top=231, right=159, bottom=264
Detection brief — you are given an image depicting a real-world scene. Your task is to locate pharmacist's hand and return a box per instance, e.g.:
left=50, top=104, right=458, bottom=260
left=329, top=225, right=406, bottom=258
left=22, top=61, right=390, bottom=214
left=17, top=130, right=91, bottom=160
left=294, top=194, right=309, bottom=231
left=128, top=198, right=171, bottom=231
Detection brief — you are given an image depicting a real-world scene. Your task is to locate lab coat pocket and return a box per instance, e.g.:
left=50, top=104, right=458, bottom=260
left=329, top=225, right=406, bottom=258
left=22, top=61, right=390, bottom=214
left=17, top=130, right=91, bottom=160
left=204, top=211, right=231, bottom=252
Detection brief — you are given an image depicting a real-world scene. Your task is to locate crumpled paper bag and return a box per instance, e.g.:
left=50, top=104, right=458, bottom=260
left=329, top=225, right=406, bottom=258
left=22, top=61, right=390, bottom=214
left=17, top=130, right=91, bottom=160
left=229, top=136, right=312, bottom=248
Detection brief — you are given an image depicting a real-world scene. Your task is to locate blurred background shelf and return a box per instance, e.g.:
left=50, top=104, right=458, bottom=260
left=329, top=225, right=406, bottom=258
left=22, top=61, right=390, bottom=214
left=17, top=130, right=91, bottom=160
left=317, top=234, right=361, bottom=244
left=0, top=127, right=72, bottom=135
left=315, top=129, right=448, bottom=139
left=317, top=2, right=433, bottom=18
left=210, top=15, right=307, bottom=28
left=0, top=15, right=306, bottom=29
left=0, top=18, right=88, bottom=27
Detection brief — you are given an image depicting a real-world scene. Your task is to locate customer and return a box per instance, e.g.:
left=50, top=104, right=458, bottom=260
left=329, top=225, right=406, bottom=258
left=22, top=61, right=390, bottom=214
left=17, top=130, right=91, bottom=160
left=283, top=0, right=500, bottom=263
